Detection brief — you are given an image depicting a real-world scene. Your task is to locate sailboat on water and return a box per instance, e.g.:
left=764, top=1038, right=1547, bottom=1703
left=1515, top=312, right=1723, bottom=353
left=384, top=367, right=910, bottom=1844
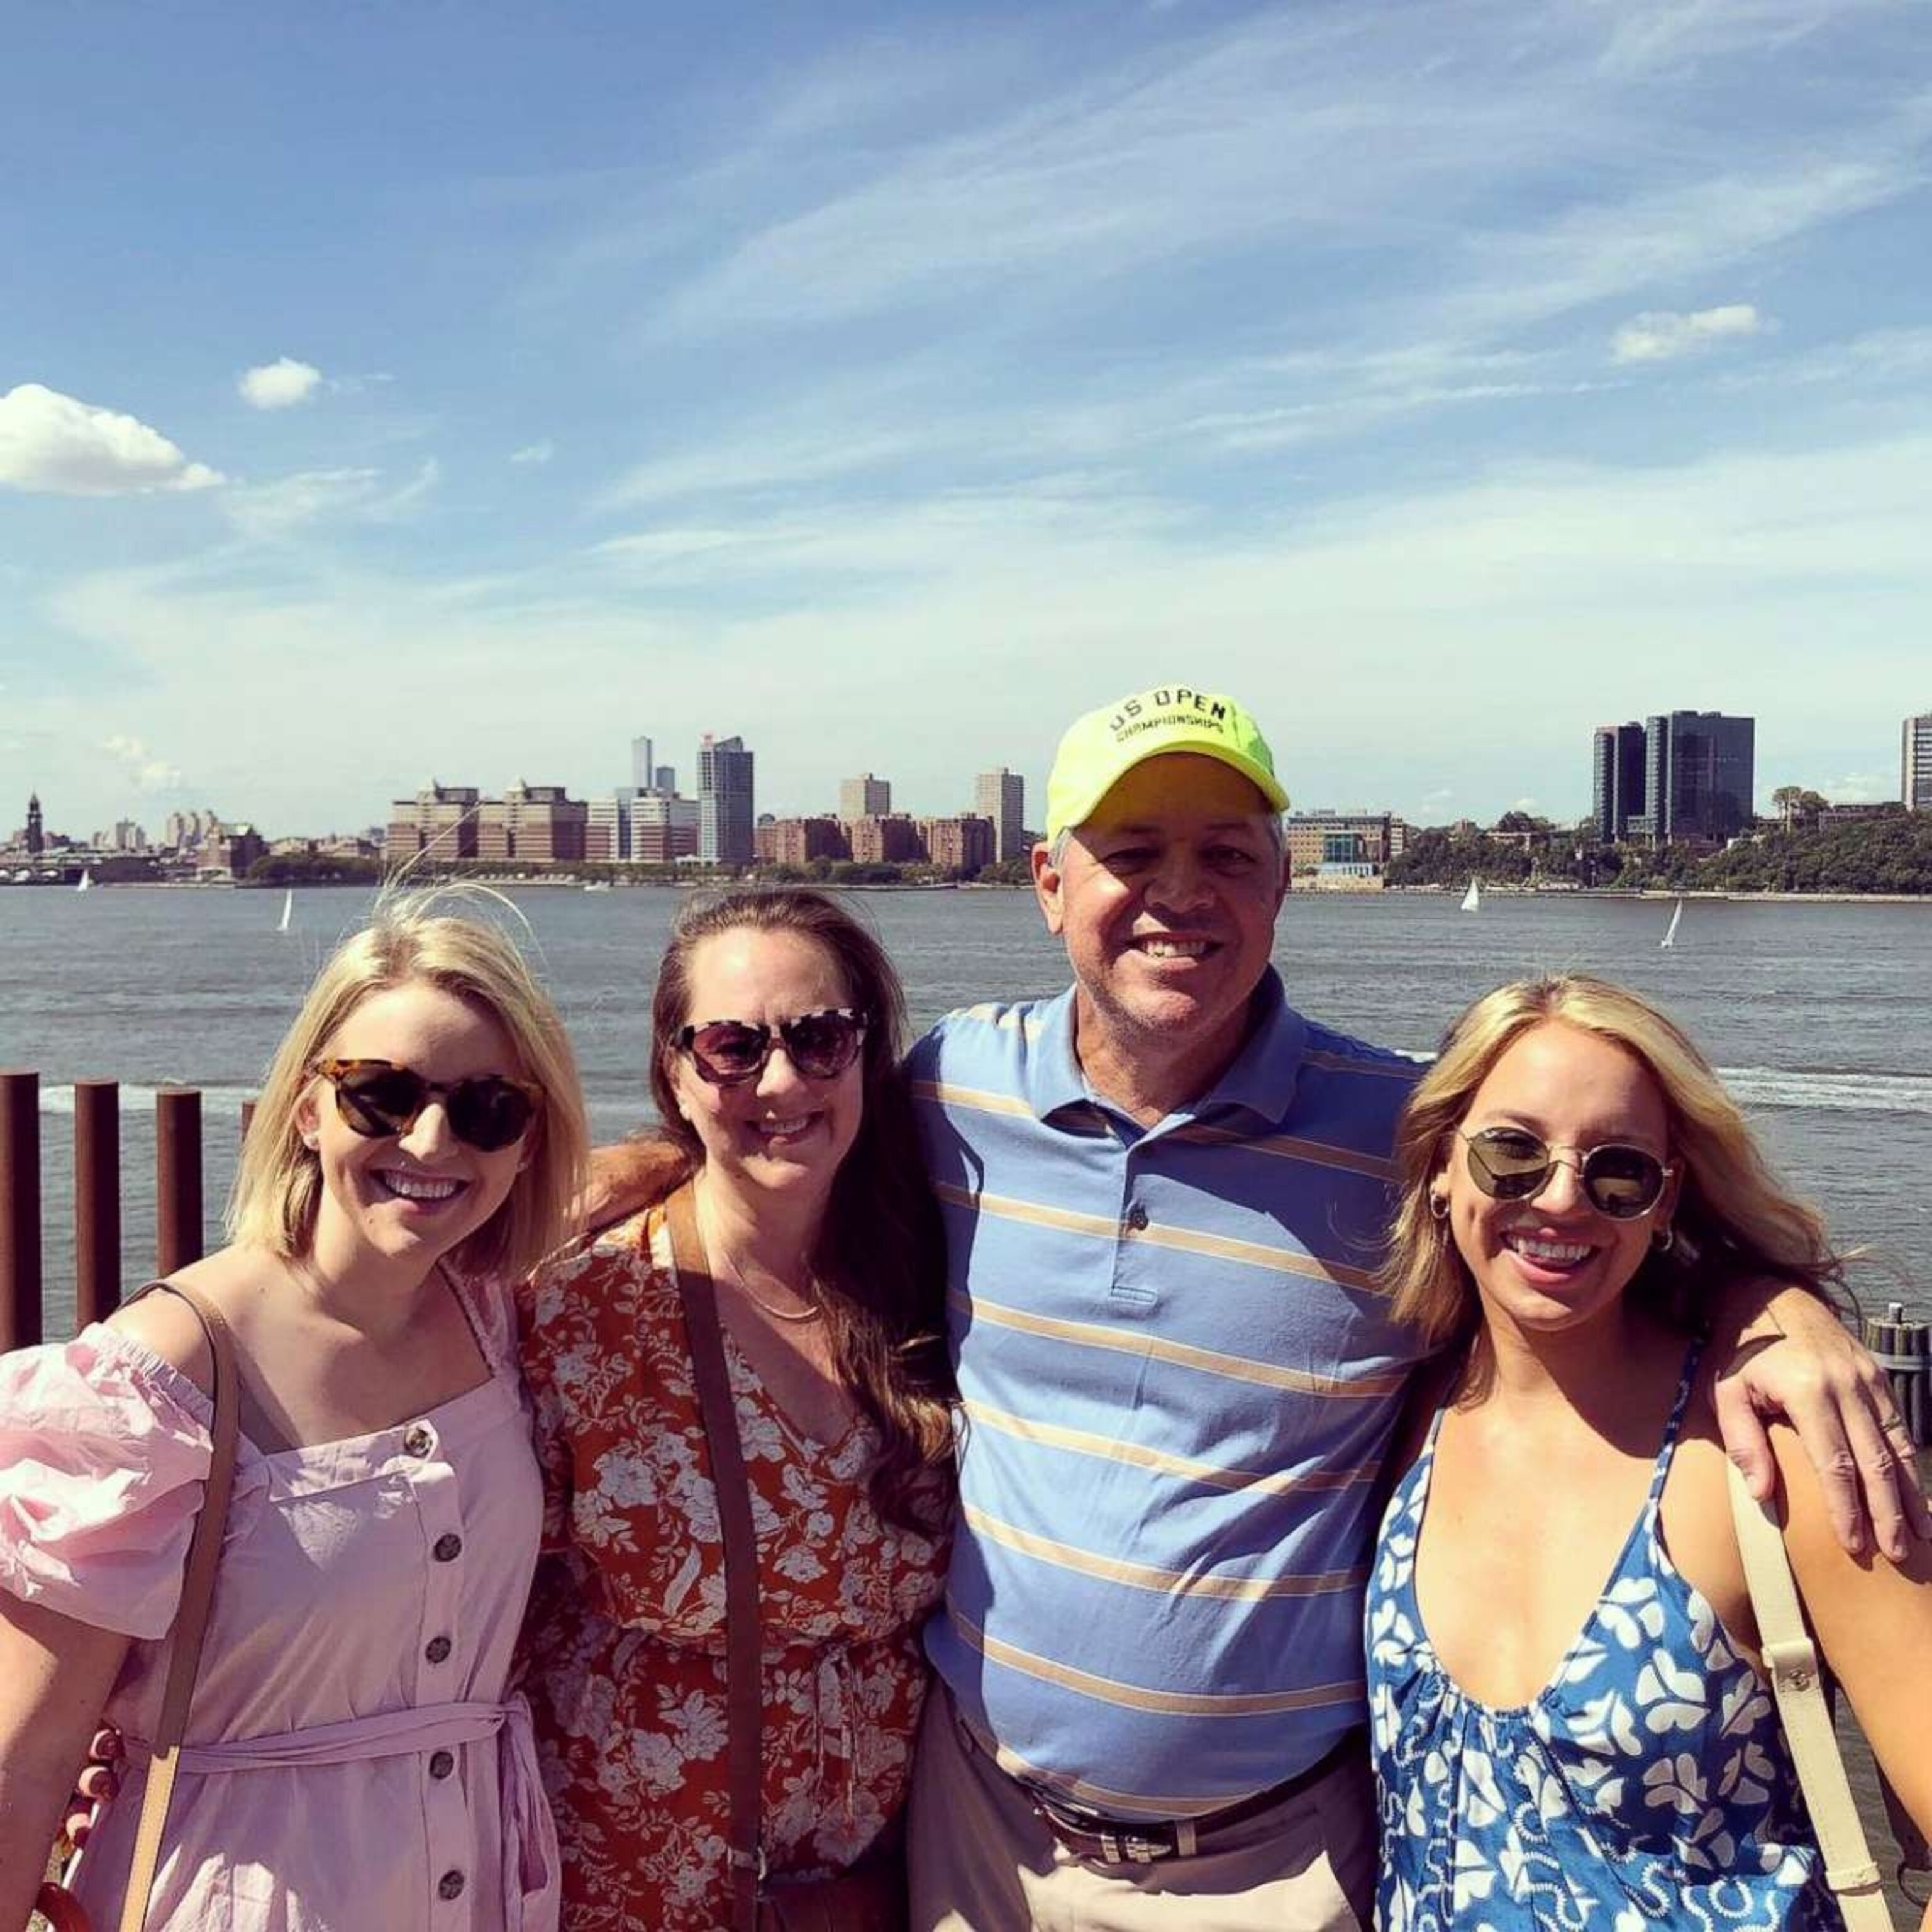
left=75, top=869, right=93, bottom=894
left=1660, top=898, right=1683, bottom=950
left=1460, top=877, right=1480, bottom=913
left=278, top=889, right=293, bottom=933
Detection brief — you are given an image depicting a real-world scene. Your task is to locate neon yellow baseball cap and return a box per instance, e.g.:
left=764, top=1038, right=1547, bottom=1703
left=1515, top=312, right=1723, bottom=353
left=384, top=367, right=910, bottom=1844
left=1045, top=685, right=1289, bottom=844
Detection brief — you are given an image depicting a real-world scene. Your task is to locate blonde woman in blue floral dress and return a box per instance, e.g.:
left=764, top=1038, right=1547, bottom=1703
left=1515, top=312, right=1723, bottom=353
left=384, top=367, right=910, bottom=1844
left=1370, top=975, right=1931, bottom=1931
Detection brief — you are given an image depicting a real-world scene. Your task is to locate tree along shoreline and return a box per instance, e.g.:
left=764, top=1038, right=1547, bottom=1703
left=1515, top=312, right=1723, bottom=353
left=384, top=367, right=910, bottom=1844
left=1386, top=808, right=1932, bottom=897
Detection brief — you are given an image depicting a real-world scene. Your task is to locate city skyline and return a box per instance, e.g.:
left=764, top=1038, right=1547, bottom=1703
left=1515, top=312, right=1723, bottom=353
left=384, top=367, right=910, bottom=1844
left=5, top=4, right=1931, bottom=835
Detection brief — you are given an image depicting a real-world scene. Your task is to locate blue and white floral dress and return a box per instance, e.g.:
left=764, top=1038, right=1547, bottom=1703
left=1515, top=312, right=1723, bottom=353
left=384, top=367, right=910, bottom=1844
left=1367, top=1345, right=1841, bottom=1931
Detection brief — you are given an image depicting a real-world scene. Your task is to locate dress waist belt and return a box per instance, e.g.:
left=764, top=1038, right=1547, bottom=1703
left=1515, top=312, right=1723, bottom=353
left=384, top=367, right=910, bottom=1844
left=124, top=1694, right=559, bottom=1931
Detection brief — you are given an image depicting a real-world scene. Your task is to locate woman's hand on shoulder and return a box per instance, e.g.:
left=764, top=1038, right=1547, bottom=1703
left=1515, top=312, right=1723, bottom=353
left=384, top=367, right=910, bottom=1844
left=1707, top=1279, right=1930, bottom=1560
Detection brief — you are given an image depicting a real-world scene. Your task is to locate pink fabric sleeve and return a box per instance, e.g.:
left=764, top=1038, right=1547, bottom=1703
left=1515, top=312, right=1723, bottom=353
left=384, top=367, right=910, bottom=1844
left=0, top=1327, right=214, bottom=1640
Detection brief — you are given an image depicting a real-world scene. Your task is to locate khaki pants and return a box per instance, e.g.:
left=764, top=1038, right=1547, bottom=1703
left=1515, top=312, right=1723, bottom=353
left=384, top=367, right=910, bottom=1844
left=908, top=1689, right=1377, bottom=1932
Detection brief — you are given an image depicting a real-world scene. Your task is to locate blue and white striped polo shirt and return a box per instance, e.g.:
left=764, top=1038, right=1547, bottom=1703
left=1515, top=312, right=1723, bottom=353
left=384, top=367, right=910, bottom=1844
left=908, top=971, right=1430, bottom=1818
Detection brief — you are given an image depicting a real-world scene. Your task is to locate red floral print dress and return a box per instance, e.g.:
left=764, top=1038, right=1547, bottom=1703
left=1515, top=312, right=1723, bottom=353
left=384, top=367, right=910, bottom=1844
left=516, top=1206, right=950, bottom=1932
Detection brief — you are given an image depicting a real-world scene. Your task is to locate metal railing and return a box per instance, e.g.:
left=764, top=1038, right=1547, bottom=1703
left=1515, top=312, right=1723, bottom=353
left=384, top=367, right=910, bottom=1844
left=0, top=1070, right=255, bottom=1351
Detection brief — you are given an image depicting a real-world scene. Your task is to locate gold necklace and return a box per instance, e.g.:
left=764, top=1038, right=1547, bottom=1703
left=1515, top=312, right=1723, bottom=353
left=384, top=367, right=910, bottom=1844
left=711, top=1239, right=824, bottom=1324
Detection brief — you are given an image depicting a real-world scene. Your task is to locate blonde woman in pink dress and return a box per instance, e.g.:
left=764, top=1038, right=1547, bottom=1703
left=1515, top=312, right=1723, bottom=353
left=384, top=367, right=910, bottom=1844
left=0, top=899, right=587, bottom=1932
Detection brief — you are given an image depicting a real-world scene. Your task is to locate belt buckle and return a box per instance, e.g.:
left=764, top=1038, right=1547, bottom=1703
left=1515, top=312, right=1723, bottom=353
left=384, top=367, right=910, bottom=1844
left=1101, top=1828, right=1171, bottom=1865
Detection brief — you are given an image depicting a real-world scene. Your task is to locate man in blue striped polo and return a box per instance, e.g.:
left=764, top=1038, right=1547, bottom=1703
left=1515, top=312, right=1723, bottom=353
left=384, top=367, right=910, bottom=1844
left=905, top=684, right=1416, bottom=1928
left=901, top=684, right=1907, bottom=1930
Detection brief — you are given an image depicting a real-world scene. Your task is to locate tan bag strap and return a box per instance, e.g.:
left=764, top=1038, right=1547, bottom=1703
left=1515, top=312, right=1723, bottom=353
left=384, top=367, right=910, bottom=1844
left=118, top=1282, right=242, bottom=1932
left=665, top=1186, right=765, bottom=1932
left=1724, top=1462, right=1894, bottom=1930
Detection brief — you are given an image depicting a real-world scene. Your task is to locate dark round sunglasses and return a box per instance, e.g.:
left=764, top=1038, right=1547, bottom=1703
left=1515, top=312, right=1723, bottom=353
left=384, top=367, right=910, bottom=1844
left=311, top=1058, right=543, bottom=1153
left=674, top=1008, right=867, bottom=1087
left=1458, top=1126, right=1673, bottom=1220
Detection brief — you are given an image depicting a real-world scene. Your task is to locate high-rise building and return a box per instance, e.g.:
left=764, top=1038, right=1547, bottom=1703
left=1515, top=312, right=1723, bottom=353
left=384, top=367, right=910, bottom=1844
left=974, top=768, right=1026, bottom=862
left=1591, top=723, right=1648, bottom=843
left=1639, top=711, right=1755, bottom=843
left=631, top=736, right=654, bottom=792
left=1904, top=711, right=1932, bottom=812
left=25, top=793, right=43, bottom=857
left=696, top=735, right=755, bottom=865
left=840, top=774, right=891, bottom=820
left=654, top=765, right=676, bottom=797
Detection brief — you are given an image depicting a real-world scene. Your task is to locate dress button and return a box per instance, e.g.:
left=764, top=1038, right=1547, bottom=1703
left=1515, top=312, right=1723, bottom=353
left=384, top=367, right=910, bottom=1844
left=402, top=1423, right=434, bottom=1458
left=429, top=1748, right=455, bottom=1780
left=424, top=1635, right=453, bottom=1664
left=438, top=1870, right=465, bottom=1901
left=432, top=1533, right=463, bottom=1562
left=1125, top=1202, right=1150, bottom=1232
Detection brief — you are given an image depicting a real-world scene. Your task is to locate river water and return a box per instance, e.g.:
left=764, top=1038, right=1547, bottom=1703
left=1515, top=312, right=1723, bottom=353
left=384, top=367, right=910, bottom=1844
left=2, top=884, right=1928, bottom=1324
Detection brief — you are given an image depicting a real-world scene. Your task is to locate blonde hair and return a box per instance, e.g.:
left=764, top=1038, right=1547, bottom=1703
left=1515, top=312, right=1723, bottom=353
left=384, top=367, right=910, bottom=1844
left=228, top=891, right=588, bottom=1282
left=1382, top=974, right=1848, bottom=1347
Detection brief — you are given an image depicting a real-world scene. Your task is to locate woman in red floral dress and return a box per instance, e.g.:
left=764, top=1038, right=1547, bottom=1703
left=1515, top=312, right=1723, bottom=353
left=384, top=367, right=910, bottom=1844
left=518, top=891, right=954, bottom=1931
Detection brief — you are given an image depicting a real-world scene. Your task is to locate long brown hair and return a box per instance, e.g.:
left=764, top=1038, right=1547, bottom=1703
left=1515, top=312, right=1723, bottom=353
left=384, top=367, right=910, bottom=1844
left=1382, top=974, right=1850, bottom=1348
left=650, top=889, right=955, bottom=1530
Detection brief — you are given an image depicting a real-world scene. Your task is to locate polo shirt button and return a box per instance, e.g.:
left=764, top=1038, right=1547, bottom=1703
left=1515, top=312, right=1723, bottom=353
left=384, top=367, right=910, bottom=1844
left=402, top=1423, right=434, bottom=1458
left=433, top=1533, right=462, bottom=1562
left=438, top=1870, right=465, bottom=1901
left=429, top=1748, right=455, bottom=1780
left=424, top=1635, right=453, bottom=1664
left=1125, top=1202, right=1150, bottom=1231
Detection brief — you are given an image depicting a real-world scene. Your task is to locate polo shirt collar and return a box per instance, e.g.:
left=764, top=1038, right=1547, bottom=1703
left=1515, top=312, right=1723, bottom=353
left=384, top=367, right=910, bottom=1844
left=1028, top=969, right=1308, bottom=1131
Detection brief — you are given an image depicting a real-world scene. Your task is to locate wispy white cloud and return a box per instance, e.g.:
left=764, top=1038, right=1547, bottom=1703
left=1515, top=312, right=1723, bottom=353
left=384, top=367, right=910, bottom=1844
left=238, top=357, right=324, bottom=409
left=102, top=731, right=185, bottom=793
left=0, top=384, right=225, bottom=496
left=225, top=458, right=441, bottom=538
left=510, top=440, right=556, bottom=465
left=1613, top=303, right=1766, bottom=363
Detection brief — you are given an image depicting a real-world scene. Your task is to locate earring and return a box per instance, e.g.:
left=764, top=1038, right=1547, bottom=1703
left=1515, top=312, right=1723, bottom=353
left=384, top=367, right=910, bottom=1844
left=1652, top=1224, right=1676, bottom=1254
left=1428, top=1193, right=1450, bottom=1222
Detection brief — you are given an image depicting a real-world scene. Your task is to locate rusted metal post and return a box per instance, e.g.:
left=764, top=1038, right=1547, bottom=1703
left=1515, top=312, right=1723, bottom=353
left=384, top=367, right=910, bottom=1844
left=155, top=1087, right=204, bottom=1277
left=0, top=1070, right=42, bottom=1351
left=74, top=1080, right=122, bottom=1328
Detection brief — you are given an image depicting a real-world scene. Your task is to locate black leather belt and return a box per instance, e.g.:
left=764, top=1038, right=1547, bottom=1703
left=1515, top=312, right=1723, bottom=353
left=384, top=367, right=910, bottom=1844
left=1026, top=1729, right=1363, bottom=1866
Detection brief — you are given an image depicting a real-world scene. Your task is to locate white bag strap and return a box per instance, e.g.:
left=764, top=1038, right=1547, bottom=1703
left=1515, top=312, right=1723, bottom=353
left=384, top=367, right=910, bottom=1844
left=1726, top=1461, right=1894, bottom=1930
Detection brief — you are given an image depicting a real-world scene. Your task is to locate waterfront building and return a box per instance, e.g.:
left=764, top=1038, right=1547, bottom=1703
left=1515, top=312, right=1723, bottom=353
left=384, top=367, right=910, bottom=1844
left=1640, top=711, right=1755, bottom=843
left=1905, top=711, right=1932, bottom=812
left=697, top=734, right=755, bottom=865
left=974, top=768, right=1026, bottom=863
left=633, top=792, right=701, bottom=864
left=475, top=782, right=587, bottom=864
left=921, top=813, right=996, bottom=874
left=761, top=816, right=850, bottom=866
left=586, top=794, right=630, bottom=863
left=1591, top=723, right=1648, bottom=843
left=202, top=823, right=266, bottom=878
left=25, top=793, right=43, bottom=857
left=1282, top=811, right=1405, bottom=876
left=848, top=813, right=924, bottom=865
left=385, top=782, right=480, bottom=862
left=840, top=774, right=891, bottom=820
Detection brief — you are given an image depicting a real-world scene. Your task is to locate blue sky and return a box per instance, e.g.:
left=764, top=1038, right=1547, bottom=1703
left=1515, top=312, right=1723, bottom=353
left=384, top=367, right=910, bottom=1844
left=4, top=0, right=1929, bottom=840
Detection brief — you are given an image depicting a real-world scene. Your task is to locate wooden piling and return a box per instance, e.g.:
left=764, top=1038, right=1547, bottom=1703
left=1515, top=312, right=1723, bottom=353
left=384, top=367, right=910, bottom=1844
left=0, top=1070, right=42, bottom=1351
left=73, top=1080, right=122, bottom=1328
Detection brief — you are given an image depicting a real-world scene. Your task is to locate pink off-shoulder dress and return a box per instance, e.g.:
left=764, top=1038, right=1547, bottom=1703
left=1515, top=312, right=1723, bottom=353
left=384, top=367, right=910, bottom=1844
left=0, top=1277, right=558, bottom=1932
